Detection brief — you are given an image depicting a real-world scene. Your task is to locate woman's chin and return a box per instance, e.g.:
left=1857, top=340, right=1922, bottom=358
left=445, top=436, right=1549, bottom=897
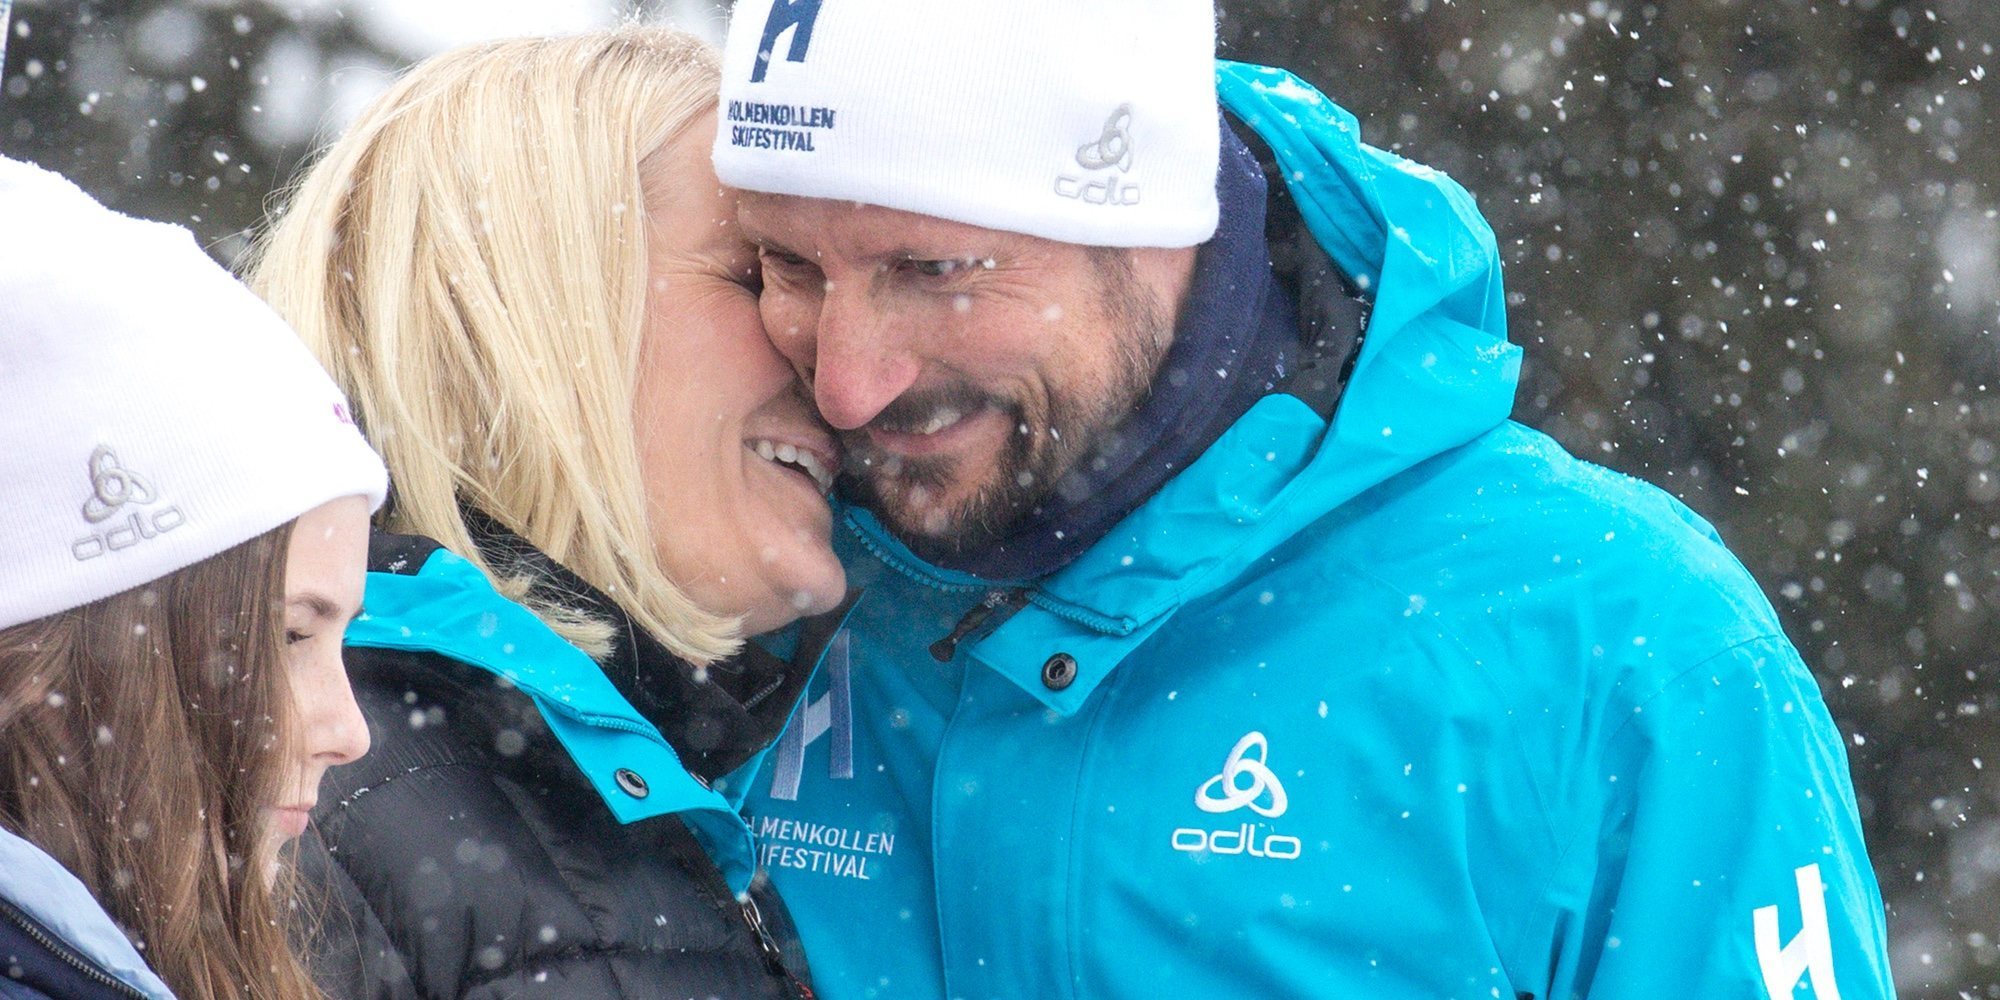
left=740, top=563, right=847, bottom=637
left=796, top=576, right=847, bottom=620
left=794, top=551, right=849, bottom=616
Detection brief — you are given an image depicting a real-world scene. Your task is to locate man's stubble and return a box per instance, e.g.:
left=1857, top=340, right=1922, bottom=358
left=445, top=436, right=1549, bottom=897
left=839, top=249, right=1177, bottom=559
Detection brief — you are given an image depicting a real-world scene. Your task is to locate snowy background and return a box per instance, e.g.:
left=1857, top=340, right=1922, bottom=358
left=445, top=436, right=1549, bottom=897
left=2, top=1, right=1995, bottom=995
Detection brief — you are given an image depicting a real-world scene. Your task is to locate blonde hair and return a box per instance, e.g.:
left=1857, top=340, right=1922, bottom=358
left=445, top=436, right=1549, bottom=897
left=248, top=27, right=736, bottom=663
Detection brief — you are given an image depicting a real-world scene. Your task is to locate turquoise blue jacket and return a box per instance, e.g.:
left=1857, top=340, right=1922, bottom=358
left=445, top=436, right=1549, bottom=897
left=744, top=64, right=1895, bottom=999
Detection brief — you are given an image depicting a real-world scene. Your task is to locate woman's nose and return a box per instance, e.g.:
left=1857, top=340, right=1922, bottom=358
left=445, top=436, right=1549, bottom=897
left=311, top=654, right=372, bottom=766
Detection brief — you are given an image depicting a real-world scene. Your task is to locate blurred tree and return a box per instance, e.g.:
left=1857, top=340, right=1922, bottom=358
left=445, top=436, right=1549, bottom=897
left=3, top=1, right=1995, bottom=995
left=1, top=1, right=396, bottom=263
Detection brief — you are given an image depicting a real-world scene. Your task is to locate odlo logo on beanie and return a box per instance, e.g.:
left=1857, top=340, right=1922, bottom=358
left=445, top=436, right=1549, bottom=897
left=1055, top=105, right=1143, bottom=207
left=71, top=446, right=186, bottom=562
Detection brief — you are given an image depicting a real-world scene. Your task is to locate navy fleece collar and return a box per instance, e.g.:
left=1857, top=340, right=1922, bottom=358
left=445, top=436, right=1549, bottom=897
left=929, top=121, right=1300, bottom=581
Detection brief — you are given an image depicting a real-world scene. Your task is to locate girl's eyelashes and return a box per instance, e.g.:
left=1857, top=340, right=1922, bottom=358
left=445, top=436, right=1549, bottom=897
left=285, top=629, right=310, bottom=646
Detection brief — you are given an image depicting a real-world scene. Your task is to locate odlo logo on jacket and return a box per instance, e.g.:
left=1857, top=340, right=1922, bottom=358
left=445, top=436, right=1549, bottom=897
left=1170, top=731, right=1302, bottom=861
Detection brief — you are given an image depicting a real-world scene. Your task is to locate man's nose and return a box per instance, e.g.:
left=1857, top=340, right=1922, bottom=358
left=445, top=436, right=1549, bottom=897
left=809, top=282, right=923, bottom=431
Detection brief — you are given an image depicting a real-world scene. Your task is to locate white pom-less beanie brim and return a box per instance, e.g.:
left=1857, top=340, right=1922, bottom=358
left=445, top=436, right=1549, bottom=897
left=714, top=0, right=1220, bottom=249
left=0, top=158, right=387, bottom=631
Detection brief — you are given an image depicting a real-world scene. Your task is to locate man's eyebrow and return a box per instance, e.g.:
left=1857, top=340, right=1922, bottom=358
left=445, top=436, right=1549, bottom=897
left=735, top=217, right=823, bottom=262
left=732, top=211, right=781, bottom=248
left=889, top=247, right=978, bottom=261
left=749, top=233, right=811, bottom=259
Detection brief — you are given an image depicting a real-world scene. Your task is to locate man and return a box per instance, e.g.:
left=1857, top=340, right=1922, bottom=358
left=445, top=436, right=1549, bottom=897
left=712, top=2, right=1897, bottom=997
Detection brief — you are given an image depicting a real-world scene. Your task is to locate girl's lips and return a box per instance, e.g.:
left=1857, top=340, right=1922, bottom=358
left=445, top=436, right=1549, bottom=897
left=267, top=805, right=313, bottom=839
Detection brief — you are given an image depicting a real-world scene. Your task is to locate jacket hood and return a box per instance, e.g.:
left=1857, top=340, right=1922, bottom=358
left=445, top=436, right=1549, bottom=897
left=0, top=826, right=176, bottom=999
left=850, top=62, right=1520, bottom=713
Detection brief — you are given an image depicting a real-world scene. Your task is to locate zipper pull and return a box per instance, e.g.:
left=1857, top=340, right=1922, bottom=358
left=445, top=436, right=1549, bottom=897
left=929, top=588, right=1029, bottom=663
left=740, top=893, right=815, bottom=998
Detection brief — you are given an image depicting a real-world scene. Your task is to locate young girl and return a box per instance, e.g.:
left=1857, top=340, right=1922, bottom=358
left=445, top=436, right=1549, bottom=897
left=0, top=158, right=386, bottom=1000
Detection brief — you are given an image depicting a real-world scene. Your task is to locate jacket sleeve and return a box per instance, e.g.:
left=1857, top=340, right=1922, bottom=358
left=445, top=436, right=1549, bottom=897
left=1537, top=635, right=1896, bottom=1000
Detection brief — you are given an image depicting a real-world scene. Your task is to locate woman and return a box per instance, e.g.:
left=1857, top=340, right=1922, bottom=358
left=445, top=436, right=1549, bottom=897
left=0, top=159, right=387, bottom=999
left=249, top=27, right=846, bottom=999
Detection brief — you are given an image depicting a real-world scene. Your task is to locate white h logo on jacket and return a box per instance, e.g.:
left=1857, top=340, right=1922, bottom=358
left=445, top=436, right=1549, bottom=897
left=1754, top=864, right=1844, bottom=1000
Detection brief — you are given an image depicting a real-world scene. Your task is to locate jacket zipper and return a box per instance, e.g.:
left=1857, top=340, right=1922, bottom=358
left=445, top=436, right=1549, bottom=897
left=512, top=641, right=806, bottom=999
left=846, top=515, right=1140, bottom=641
left=929, top=588, right=1030, bottom=662
left=0, top=895, right=150, bottom=1000
left=843, top=516, right=991, bottom=594
left=738, top=891, right=815, bottom=1000
left=673, top=826, right=811, bottom=1000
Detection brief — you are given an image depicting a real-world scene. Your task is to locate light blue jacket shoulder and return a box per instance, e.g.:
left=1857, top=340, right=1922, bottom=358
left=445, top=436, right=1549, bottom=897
left=0, top=826, right=175, bottom=999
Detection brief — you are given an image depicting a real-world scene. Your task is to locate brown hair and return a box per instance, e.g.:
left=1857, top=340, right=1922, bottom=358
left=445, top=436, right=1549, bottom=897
left=0, top=524, right=320, bottom=1000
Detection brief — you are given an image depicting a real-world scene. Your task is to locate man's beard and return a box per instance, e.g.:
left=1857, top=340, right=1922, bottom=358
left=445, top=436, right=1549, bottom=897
left=839, top=255, right=1173, bottom=559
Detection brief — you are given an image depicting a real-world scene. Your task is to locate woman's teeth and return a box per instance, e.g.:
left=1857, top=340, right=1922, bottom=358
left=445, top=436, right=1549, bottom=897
left=751, top=439, right=835, bottom=492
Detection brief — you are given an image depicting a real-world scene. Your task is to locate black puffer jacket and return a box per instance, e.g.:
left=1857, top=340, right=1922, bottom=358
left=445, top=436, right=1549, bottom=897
left=301, top=528, right=841, bottom=999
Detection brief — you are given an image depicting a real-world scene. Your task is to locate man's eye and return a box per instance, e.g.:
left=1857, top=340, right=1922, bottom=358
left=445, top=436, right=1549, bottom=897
left=285, top=630, right=310, bottom=646
left=901, top=256, right=995, bottom=278
left=903, top=257, right=959, bottom=278
left=761, top=248, right=814, bottom=272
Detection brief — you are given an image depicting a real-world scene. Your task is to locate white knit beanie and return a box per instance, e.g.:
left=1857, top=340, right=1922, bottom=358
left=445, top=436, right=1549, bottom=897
left=713, top=0, right=1220, bottom=249
left=0, top=158, right=388, bottom=631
